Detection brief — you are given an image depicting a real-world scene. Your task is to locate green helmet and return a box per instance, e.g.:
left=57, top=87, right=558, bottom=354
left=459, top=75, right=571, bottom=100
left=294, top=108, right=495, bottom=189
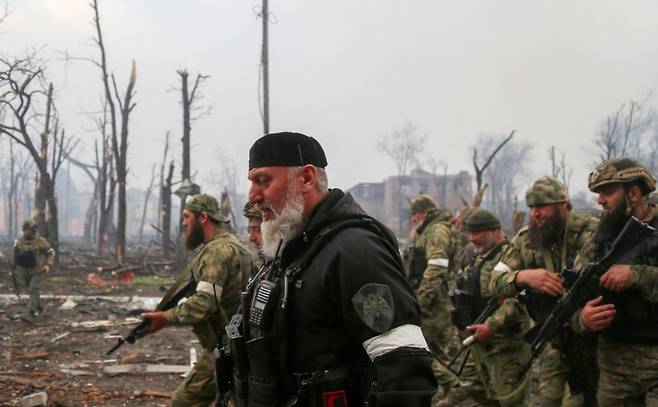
left=588, top=157, right=656, bottom=195
left=525, top=176, right=569, bottom=207
left=22, top=219, right=37, bottom=230
left=465, top=208, right=501, bottom=232
left=243, top=202, right=263, bottom=220
left=410, top=194, right=438, bottom=214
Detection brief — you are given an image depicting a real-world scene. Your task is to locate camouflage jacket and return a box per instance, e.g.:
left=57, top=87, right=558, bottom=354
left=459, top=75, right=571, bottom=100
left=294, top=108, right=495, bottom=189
left=414, top=211, right=458, bottom=312
left=165, top=228, right=253, bottom=350
left=414, top=209, right=461, bottom=280
left=473, top=240, right=532, bottom=346
left=489, top=212, right=598, bottom=320
left=11, top=234, right=54, bottom=272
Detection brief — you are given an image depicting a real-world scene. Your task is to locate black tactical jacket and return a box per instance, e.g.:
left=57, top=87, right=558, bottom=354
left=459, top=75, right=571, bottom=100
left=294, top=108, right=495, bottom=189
left=266, top=189, right=436, bottom=406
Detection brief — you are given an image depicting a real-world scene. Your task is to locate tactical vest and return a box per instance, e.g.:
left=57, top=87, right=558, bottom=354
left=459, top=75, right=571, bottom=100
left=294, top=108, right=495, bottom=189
left=602, top=216, right=658, bottom=343
left=14, top=239, right=40, bottom=269
left=451, top=244, right=503, bottom=330
left=234, top=215, right=399, bottom=407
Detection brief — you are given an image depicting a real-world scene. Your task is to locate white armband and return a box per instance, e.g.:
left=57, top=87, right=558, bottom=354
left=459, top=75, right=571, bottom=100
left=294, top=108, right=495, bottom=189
left=196, top=281, right=222, bottom=299
left=427, top=258, right=449, bottom=267
left=362, top=324, right=429, bottom=360
left=493, top=261, right=512, bottom=273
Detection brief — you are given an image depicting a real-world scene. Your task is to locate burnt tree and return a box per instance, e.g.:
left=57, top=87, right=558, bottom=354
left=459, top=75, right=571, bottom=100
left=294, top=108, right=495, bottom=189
left=90, top=0, right=137, bottom=264
left=0, top=57, right=77, bottom=271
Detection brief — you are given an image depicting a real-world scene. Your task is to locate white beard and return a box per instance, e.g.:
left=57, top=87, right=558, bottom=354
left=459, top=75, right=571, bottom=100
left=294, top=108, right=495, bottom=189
left=260, top=186, right=305, bottom=258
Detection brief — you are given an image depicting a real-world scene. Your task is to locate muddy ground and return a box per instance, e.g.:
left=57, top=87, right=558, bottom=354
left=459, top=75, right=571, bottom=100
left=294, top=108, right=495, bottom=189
left=0, top=242, right=540, bottom=406
left=0, top=243, right=199, bottom=406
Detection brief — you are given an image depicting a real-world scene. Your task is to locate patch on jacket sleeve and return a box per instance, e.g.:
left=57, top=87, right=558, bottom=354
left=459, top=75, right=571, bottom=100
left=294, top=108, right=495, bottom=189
left=352, top=283, right=395, bottom=333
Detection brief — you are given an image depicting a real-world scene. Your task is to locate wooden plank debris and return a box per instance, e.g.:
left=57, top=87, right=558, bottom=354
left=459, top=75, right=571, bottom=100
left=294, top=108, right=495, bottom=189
left=102, top=364, right=190, bottom=375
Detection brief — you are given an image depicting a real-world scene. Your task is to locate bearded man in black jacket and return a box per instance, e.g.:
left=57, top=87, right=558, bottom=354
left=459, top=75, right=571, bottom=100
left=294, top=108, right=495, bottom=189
left=236, top=132, right=436, bottom=407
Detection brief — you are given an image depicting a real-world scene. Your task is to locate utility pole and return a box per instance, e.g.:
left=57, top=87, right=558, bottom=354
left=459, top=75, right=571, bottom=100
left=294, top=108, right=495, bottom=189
left=261, top=0, right=270, bottom=134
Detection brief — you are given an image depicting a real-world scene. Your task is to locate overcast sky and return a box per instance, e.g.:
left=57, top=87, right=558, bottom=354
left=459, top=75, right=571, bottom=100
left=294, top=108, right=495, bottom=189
left=2, top=0, right=658, bottom=201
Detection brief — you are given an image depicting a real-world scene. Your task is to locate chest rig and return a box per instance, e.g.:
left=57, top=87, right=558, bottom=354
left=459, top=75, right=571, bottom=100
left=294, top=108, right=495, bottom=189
left=14, top=240, right=41, bottom=268
left=451, top=244, right=503, bottom=330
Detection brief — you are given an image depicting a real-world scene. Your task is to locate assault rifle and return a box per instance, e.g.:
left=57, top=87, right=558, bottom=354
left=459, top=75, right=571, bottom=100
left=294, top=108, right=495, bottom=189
left=106, top=273, right=196, bottom=355
left=446, top=296, right=499, bottom=376
left=520, top=216, right=656, bottom=379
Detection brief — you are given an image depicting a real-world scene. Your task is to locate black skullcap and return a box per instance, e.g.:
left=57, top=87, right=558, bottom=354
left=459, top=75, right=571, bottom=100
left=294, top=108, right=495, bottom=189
left=465, top=208, right=501, bottom=232
left=249, top=132, right=328, bottom=170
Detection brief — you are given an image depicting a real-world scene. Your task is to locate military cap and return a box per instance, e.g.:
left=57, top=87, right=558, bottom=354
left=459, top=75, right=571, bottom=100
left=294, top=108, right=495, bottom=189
left=185, top=194, right=230, bottom=223
left=525, top=176, right=569, bottom=207
left=410, top=194, right=438, bottom=214
left=22, top=219, right=37, bottom=230
left=465, top=208, right=501, bottom=232
left=249, top=132, right=328, bottom=170
left=588, top=157, right=656, bottom=194
left=243, top=202, right=263, bottom=220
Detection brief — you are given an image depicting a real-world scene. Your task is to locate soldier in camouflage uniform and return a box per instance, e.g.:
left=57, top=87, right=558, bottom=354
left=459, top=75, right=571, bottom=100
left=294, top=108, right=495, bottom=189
left=574, top=158, right=658, bottom=406
left=10, top=219, right=54, bottom=318
left=408, top=195, right=462, bottom=399
left=443, top=209, right=532, bottom=406
left=243, top=202, right=266, bottom=268
left=489, top=176, right=598, bottom=407
left=142, top=194, right=253, bottom=407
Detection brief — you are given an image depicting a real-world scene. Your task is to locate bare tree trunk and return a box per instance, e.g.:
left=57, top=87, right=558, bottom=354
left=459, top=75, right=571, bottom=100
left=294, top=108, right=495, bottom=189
left=162, top=161, right=174, bottom=259
left=157, top=131, right=170, bottom=229
left=8, top=141, right=16, bottom=242
left=472, top=130, right=515, bottom=206
left=139, top=165, right=157, bottom=243
left=33, top=83, right=54, bottom=234
left=83, top=182, right=99, bottom=246
left=112, top=61, right=137, bottom=265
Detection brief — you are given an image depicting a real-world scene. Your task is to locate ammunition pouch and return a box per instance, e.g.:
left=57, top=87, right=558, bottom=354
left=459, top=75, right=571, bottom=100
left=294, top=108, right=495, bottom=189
left=245, top=337, right=281, bottom=406
left=15, top=250, right=37, bottom=268
left=450, top=290, right=477, bottom=330
left=451, top=263, right=486, bottom=330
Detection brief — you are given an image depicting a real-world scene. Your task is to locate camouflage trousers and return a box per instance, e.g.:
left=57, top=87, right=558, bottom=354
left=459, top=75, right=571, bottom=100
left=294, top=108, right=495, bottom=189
left=538, top=343, right=588, bottom=407
left=435, top=352, right=487, bottom=407
left=418, top=271, right=460, bottom=396
left=471, top=341, right=531, bottom=406
left=171, top=348, right=216, bottom=407
left=19, top=267, right=45, bottom=315
left=597, top=339, right=658, bottom=407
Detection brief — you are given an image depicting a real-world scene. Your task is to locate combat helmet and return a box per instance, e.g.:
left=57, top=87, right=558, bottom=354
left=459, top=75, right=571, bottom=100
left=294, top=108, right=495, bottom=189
left=22, top=219, right=37, bottom=230
left=588, top=157, right=656, bottom=195
left=410, top=194, right=438, bottom=214
left=525, top=176, right=569, bottom=207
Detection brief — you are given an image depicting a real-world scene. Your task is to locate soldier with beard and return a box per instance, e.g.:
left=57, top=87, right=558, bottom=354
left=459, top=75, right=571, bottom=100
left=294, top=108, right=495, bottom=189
left=239, top=132, right=436, bottom=406
left=406, top=194, right=463, bottom=401
left=141, top=194, right=253, bottom=407
left=574, top=158, right=658, bottom=406
left=441, top=209, right=532, bottom=406
left=489, top=176, right=599, bottom=407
